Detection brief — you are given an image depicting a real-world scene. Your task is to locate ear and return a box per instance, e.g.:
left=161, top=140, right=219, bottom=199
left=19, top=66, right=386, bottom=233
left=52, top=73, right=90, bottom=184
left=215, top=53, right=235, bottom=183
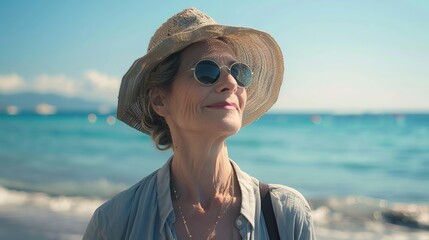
left=150, top=88, right=169, bottom=117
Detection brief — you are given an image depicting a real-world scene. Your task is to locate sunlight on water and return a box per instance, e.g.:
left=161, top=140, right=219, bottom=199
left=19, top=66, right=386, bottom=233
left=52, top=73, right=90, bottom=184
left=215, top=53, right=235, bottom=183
left=87, top=113, right=97, bottom=123
left=0, top=113, right=428, bottom=239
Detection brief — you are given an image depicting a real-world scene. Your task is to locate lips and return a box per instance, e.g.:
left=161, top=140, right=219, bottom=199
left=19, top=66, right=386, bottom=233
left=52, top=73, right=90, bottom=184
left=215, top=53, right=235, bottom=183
left=206, top=101, right=238, bottom=110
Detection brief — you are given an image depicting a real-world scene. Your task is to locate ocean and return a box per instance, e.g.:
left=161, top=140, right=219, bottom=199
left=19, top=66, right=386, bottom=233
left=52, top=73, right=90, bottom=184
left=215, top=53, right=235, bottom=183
left=1, top=113, right=428, bottom=239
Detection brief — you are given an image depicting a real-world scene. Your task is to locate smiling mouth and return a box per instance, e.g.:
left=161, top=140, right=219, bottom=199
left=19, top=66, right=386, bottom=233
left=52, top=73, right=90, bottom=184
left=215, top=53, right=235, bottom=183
left=206, top=102, right=238, bottom=110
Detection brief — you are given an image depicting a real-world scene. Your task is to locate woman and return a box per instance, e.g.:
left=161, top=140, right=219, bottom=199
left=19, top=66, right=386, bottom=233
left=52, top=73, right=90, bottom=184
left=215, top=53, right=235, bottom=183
left=84, top=7, right=315, bottom=240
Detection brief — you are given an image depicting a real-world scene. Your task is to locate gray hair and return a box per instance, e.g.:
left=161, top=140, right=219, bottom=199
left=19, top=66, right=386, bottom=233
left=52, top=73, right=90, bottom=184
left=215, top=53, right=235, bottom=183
left=140, top=52, right=181, bottom=150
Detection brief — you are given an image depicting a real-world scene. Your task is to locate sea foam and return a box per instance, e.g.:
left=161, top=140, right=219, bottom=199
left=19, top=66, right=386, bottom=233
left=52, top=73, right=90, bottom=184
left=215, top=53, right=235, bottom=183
left=0, top=186, right=103, bottom=216
left=311, top=196, right=429, bottom=239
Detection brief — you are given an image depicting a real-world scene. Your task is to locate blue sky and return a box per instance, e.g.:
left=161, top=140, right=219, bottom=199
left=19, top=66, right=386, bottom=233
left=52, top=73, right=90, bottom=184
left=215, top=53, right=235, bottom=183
left=1, top=0, right=428, bottom=113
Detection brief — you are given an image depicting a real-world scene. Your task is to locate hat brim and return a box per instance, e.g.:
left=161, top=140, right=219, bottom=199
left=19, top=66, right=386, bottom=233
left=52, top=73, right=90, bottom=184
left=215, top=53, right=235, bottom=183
left=117, top=24, right=284, bottom=133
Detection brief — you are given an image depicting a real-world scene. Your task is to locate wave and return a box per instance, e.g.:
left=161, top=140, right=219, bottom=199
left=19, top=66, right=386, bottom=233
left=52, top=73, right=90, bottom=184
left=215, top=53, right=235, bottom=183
left=2, top=185, right=428, bottom=229
left=1, top=186, right=428, bottom=239
left=0, top=177, right=128, bottom=198
left=0, top=185, right=106, bottom=240
left=309, top=196, right=429, bottom=239
left=0, top=186, right=104, bottom=217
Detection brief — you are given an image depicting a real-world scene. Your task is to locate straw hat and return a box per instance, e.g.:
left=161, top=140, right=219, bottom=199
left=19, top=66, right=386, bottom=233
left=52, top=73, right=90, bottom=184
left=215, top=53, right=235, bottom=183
left=117, top=7, right=284, bottom=133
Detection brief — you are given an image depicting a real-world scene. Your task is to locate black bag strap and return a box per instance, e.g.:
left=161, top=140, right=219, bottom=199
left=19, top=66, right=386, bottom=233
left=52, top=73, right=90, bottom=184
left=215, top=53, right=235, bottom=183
left=259, top=182, right=280, bottom=240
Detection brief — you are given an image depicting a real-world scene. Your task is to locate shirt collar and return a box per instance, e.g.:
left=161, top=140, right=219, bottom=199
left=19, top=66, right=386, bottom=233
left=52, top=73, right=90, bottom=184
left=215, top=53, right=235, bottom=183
left=156, top=157, right=174, bottom=233
left=230, top=160, right=257, bottom=229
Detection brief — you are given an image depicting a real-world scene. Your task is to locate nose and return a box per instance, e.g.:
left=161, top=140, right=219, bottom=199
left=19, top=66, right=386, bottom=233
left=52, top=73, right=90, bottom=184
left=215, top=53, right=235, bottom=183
left=215, top=67, right=238, bottom=93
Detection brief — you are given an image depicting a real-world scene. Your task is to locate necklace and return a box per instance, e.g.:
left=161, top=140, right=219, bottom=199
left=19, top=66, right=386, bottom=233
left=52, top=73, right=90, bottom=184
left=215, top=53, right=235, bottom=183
left=171, top=170, right=235, bottom=240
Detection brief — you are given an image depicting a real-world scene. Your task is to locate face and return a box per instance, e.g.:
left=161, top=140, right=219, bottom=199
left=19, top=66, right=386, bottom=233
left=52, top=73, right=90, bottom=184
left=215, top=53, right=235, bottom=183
left=155, top=39, right=247, bottom=140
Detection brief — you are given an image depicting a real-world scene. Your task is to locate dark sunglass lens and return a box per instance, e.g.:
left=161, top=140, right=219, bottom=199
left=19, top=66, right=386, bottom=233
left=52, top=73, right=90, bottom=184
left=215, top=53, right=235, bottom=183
left=194, top=60, right=220, bottom=85
left=231, top=63, right=252, bottom=87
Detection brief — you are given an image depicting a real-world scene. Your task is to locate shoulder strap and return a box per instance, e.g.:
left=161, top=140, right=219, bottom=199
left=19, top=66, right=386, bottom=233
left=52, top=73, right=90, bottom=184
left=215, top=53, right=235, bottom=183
left=259, top=182, right=281, bottom=240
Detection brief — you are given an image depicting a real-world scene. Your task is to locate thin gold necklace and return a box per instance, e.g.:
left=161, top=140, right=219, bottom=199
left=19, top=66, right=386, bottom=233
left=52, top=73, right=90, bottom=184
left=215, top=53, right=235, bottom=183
left=171, top=170, right=234, bottom=240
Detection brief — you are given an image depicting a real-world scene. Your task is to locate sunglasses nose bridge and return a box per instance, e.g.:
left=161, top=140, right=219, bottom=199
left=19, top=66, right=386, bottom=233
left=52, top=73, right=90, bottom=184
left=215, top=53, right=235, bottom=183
left=218, top=65, right=232, bottom=75
left=217, top=65, right=239, bottom=88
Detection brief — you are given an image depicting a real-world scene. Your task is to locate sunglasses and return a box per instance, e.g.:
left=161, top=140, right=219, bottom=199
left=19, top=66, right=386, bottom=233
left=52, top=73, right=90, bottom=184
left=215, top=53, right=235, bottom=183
left=190, top=59, right=253, bottom=87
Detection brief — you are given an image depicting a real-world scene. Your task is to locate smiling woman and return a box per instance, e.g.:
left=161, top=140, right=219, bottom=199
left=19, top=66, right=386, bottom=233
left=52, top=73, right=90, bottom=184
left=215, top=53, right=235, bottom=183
left=83, top=7, right=315, bottom=240
left=150, top=40, right=248, bottom=144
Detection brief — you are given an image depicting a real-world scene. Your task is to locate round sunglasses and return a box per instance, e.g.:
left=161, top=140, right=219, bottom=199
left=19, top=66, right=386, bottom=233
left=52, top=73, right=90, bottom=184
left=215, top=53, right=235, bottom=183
left=190, top=59, right=253, bottom=87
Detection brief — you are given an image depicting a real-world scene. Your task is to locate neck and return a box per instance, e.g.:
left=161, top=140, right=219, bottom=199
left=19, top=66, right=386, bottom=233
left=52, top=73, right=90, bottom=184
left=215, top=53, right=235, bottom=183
left=170, top=132, right=234, bottom=208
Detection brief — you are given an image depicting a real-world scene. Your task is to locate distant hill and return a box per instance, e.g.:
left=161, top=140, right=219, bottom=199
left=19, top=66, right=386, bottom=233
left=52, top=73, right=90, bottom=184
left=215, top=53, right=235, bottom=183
left=0, top=92, right=115, bottom=114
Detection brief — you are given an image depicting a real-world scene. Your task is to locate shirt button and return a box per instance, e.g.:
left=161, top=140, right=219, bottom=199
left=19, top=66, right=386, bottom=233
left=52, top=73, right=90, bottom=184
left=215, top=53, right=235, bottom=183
left=236, top=219, right=243, bottom=228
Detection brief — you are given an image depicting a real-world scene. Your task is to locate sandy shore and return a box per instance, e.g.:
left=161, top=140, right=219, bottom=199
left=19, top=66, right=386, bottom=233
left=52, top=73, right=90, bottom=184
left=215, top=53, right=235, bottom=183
left=0, top=186, right=101, bottom=239
left=1, top=186, right=428, bottom=240
left=0, top=210, right=88, bottom=240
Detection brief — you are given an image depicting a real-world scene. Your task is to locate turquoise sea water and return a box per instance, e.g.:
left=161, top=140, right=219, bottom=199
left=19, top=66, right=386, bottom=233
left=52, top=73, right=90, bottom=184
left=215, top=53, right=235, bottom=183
left=1, top=113, right=429, bottom=239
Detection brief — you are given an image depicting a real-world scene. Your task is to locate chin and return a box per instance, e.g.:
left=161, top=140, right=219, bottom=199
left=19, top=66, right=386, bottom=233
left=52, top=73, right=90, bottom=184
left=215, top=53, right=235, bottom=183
left=201, top=111, right=243, bottom=135
left=211, top=118, right=242, bottom=135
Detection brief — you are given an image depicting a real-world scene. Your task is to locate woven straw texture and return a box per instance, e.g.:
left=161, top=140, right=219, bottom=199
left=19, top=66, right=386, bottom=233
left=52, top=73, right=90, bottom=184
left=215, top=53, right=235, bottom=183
left=117, top=7, right=284, bottom=134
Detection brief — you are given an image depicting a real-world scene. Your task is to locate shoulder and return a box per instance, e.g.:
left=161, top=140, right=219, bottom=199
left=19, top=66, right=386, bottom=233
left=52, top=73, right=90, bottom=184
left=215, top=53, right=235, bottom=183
left=268, top=184, right=316, bottom=240
left=269, top=184, right=312, bottom=217
left=99, top=170, right=158, bottom=214
left=83, top=170, right=159, bottom=239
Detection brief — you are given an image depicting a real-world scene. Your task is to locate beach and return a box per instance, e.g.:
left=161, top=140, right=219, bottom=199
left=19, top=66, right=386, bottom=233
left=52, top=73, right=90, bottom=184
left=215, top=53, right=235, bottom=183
left=1, top=185, right=428, bottom=239
left=1, top=113, right=428, bottom=239
left=0, top=185, right=103, bottom=240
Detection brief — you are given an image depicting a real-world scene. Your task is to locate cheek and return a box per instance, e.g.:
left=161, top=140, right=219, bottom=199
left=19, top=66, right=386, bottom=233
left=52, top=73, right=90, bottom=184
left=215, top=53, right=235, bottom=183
left=181, top=91, right=200, bottom=116
left=168, top=87, right=205, bottom=118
